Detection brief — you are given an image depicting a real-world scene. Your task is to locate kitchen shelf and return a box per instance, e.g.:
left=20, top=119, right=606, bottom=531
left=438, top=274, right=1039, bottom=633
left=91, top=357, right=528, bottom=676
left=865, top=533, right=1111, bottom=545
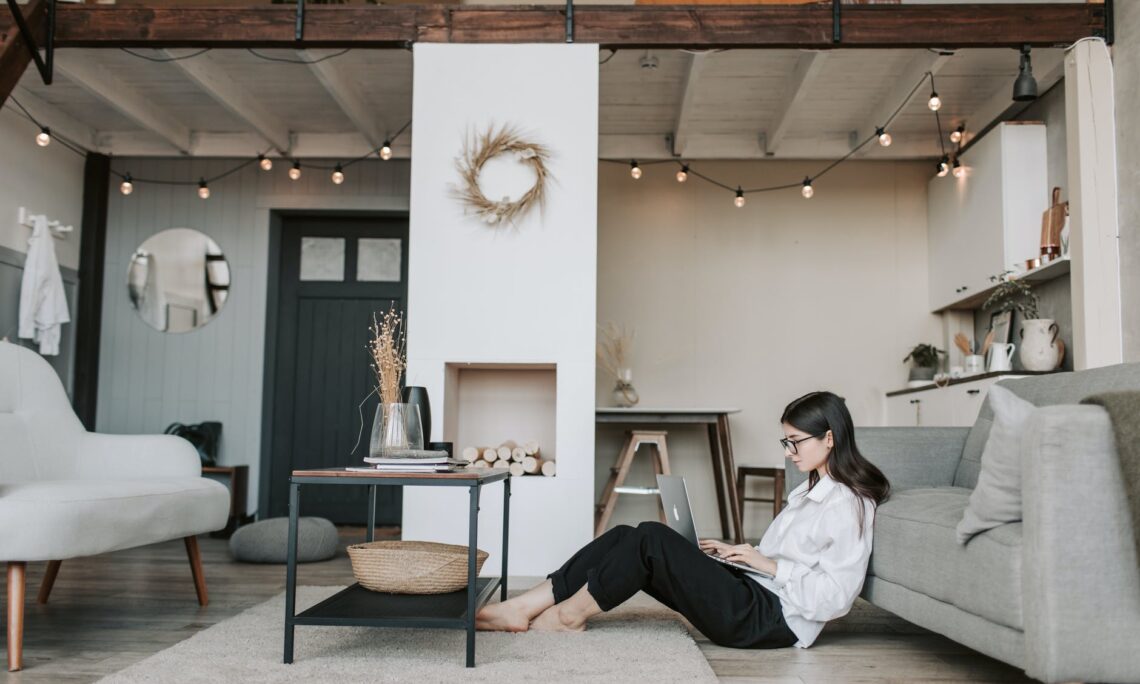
left=934, top=257, right=1070, bottom=313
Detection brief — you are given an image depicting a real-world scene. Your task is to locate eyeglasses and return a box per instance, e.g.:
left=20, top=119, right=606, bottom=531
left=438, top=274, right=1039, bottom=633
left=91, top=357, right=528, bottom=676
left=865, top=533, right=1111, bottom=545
left=779, top=434, right=823, bottom=455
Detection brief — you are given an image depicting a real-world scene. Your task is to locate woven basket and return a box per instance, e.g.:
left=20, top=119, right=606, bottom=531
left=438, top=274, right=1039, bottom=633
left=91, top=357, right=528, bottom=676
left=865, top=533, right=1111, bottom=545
left=347, top=540, right=489, bottom=594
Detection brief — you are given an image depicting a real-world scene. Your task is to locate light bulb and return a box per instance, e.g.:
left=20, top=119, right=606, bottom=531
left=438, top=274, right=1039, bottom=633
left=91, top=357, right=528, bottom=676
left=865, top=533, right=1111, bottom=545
left=197, top=179, right=210, bottom=199
left=937, top=157, right=950, bottom=178
left=734, top=188, right=745, bottom=208
left=379, top=141, right=393, bottom=161
left=928, top=92, right=942, bottom=112
left=630, top=161, right=642, bottom=180
left=676, top=165, right=689, bottom=183
left=331, top=165, right=344, bottom=185
left=35, top=127, right=51, bottom=147
left=950, top=125, right=965, bottom=144
left=259, top=154, right=273, bottom=171
left=876, top=127, right=892, bottom=147
left=120, top=174, right=134, bottom=196
left=801, top=178, right=814, bottom=199
left=952, top=158, right=965, bottom=178
left=288, top=162, right=302, bottom=181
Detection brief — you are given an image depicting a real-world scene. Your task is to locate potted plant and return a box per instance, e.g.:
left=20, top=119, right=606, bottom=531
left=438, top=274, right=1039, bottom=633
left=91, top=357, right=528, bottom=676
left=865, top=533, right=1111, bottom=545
left=903, top=343, right=945, bottom=382
left=982, top=273, right=1061, bottom=371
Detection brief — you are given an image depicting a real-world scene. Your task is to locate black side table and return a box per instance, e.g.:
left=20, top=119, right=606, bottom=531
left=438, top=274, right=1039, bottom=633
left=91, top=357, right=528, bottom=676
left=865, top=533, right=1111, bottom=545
left=284, top=468, right=510, bottom=668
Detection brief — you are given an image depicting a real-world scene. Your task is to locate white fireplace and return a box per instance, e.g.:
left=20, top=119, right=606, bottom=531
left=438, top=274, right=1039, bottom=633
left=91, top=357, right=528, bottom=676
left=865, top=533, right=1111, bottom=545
left=403, top=43, right=599, bottom=576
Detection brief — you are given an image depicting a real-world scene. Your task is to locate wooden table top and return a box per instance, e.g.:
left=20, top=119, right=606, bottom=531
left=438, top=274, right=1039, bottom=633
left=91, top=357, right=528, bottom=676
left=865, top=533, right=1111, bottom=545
left=291, top=467, right=507, bottom=481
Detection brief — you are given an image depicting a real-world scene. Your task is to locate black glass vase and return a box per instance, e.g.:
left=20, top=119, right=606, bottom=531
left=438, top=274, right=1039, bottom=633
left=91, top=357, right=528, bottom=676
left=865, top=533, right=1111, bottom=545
left=400, top=386, right=432, bottom=444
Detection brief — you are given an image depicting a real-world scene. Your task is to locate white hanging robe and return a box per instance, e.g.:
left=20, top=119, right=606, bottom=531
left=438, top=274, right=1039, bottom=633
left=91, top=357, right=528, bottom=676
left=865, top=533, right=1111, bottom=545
left=18, top=215, right=71, bottom=356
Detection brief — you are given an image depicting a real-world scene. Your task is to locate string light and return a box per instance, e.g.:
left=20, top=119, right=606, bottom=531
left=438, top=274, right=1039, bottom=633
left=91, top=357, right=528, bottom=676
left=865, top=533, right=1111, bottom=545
left=120, top=173, right=134, bottom=196
left=950, top=124, right=965, bottom=144
left=258, top=154, right=273, bottom=171
left=380, top=140, right=393, bottom=161
left=952, top=158, right=965, bottom=178
left=197, top=178, right=210, bottom=199
left=801, top=177, right=814, bottom=199
left=876, top=127, right=892, bottom=147
left=734, top=187, right=745, bottom=208
left=35, top=127, right=51, bottom=147
left=331, top=164, right=345, bottom=185
left=676, top=164, right=689, bottom=183
left=630, top=161, right=642, bottom=180
left=928, top=90, right=942, bottom=112
left=289, top=161, right=302, bottom=181
left=937, top=156, right=950, bottom=177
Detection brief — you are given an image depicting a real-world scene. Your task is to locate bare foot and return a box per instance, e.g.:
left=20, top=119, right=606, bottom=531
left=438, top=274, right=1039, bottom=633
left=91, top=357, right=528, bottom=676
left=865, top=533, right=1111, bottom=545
left=529, top=604, right=586, bottom=632
left=475, top=601, right=530, bottom=632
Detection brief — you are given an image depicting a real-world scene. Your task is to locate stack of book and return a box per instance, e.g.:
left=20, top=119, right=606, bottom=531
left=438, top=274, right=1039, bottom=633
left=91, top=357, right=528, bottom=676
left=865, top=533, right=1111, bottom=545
left=360, top=449, right=462, bottom=473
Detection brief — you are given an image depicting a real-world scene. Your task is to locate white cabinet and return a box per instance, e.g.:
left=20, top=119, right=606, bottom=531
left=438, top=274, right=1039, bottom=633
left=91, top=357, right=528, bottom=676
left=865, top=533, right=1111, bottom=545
left=885, top=375, right=1025, bottom=427
left=927, top=122, right=1047, bottom=312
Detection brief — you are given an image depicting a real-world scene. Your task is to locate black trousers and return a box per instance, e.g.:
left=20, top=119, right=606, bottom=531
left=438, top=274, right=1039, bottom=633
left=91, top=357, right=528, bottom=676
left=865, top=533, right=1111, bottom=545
left=547, top=521, right=798, bottom=649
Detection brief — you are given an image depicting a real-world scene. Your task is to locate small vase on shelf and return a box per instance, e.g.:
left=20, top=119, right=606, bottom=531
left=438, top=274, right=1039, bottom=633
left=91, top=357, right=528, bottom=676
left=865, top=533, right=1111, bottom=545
left=1019, top=319, right=1061, bottom=371
left=612, top=368, right=640, bottom=408
left=369, top=403, right=424, bottom=458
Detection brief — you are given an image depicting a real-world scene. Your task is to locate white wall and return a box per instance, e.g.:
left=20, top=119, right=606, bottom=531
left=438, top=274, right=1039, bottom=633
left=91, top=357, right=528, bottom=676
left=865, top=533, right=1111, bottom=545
left=403, top=43, right=598, bottom=577
left=595, top=159, right=941, bottom=537
left=0, top=107, right=85, bottom=268
left=1115, top=2, right=1140, bottom=362
left=98, top=158, right=410, bottom=513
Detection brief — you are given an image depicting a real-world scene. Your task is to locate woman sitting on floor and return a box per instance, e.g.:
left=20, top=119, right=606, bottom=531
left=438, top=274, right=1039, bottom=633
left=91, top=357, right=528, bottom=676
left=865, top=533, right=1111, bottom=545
left=476, top=390, right=891, bottom=649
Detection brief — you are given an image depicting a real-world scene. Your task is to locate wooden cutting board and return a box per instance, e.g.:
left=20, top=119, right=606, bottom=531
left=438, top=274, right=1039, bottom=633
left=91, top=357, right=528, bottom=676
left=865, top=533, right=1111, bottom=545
left=1040, top=186, right=1067, bottom=256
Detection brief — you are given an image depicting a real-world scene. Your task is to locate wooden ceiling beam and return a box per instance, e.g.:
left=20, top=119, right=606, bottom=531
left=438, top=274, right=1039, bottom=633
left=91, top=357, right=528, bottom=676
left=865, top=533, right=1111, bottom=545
left=302, top=49, right=386, bottom=151
left=161, top=49, right=292, bottom=155
left=0, top=0, right=46, bottom=107
left=55, top=53, right=193, bottom=154
left=765, top=50, right=828, bottom=156
left=40, top=4, right=1105, bottom=50
left=671, top=51, right=707, bottom=158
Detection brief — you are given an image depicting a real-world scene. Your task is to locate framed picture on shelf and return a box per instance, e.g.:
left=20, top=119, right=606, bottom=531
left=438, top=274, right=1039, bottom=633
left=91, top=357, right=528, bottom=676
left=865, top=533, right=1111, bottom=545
left=990, top=309, right=1013, bottom=345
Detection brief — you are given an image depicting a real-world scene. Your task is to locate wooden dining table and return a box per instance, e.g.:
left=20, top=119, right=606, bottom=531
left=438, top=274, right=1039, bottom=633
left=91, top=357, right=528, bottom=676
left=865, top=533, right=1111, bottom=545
left=596, top=408, right=745, bottom=543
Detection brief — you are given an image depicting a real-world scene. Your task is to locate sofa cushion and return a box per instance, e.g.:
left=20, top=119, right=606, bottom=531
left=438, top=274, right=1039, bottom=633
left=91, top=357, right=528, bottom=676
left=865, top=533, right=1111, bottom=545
left=870, top=488, right=1023, bottom=630
left=0, top=478, right=230, bottom=562
left=955, top=363, right=1140, bottom=489
left=957, top=386, right=1036, bottom=543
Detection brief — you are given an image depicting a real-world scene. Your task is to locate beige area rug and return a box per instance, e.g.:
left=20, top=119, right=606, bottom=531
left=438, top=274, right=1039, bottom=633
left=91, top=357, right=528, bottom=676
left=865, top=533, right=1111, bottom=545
left=97, top=586, right=717, bottom=683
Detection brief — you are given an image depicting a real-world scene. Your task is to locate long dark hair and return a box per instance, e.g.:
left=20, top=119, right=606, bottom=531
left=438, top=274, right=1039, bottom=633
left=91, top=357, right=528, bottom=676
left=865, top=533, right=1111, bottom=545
left=781, top=391, right=890, bottom=535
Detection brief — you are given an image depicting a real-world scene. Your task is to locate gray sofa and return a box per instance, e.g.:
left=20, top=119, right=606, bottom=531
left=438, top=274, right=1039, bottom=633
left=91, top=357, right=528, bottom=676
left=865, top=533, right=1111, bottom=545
left=786, top=364, right=1140, bottom=684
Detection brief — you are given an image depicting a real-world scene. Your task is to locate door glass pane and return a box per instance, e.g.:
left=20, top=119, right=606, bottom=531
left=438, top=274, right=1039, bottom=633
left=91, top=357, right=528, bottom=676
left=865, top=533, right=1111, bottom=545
left=300, top=237, right=345, bottom=281
left=357, top=238, right=402, bottom=282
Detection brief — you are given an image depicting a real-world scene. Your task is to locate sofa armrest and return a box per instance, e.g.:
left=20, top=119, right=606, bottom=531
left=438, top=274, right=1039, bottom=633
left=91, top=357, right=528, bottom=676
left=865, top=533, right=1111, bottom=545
left=1021, top=405, right=1140, bottom=684
left=72, top=433, right=202, bottom=480
left=785, top=427, right=968, bottom=495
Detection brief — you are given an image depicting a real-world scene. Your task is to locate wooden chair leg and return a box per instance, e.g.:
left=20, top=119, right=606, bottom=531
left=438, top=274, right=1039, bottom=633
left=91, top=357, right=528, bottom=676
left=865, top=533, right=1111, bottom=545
left=8, top=562, right=25, bottom=672
left=735, top=468, right=747, bottom=541
left=773, top=470, right=786, bottom=516
left=37, top=560, right=62, bottom=604
left=184, top=536, right=209, bottom=606
left=595, top=434, right=638, bottom=537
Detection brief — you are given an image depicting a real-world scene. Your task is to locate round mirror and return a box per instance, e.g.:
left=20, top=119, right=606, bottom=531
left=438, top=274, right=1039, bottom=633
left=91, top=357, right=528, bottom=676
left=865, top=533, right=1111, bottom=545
left=127, top=228, right=230, bottom=333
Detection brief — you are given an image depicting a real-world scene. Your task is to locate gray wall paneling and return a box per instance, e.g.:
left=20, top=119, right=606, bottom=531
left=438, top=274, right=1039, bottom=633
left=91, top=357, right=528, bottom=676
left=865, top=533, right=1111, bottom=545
left=99, top=158, right=411, bottom=516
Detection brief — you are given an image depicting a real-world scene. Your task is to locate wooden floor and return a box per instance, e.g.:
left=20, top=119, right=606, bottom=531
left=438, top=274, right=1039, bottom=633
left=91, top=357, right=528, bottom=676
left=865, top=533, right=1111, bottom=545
left=2, top=530, right=1034, bottom=683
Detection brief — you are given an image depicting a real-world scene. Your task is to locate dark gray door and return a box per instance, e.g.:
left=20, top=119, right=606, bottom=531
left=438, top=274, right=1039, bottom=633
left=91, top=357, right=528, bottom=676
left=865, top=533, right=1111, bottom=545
left=265, top=215, right=408, bottom=524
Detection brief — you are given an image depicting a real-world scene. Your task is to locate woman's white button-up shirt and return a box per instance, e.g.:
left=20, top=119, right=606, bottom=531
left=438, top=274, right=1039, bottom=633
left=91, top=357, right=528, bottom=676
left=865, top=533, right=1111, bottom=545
left=750, top=473, right=876, bottom=648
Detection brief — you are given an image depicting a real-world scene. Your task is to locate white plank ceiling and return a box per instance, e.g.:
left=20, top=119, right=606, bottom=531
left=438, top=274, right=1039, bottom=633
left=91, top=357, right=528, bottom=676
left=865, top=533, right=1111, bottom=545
left=11, top=46, right=1063, bottom=161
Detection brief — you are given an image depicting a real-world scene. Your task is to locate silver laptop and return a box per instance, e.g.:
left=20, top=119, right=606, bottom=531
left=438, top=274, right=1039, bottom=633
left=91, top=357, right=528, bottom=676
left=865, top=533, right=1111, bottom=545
left=657, top=474, right=774, bottom=578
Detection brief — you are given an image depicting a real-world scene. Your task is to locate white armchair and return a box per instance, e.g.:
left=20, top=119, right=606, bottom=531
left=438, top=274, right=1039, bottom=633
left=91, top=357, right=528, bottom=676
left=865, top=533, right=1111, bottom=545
left=0, top=341, right=229, bottom=671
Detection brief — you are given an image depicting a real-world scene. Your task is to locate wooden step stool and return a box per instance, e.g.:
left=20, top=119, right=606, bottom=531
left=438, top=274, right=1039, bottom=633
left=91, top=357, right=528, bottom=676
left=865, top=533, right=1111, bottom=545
left=595, top=430, right=671, bottom=537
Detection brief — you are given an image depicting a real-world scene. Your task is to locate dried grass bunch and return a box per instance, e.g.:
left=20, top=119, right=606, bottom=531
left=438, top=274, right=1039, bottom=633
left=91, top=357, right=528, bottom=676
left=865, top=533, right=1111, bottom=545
left=597, top=323, right=634, bottom=381
left=369, top=306, right=407, bottom=405
left=454, top=125, right=552, bottom=227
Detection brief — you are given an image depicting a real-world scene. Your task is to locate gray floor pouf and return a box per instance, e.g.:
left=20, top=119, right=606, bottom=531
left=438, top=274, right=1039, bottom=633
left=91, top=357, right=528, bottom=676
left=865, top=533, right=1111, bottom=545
left=229, top=516, right=338, bottom=563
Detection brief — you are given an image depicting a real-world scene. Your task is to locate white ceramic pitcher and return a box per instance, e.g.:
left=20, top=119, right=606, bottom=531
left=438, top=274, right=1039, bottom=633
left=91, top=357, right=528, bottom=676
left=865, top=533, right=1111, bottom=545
left=988, top=343, right=1015, bottom=372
